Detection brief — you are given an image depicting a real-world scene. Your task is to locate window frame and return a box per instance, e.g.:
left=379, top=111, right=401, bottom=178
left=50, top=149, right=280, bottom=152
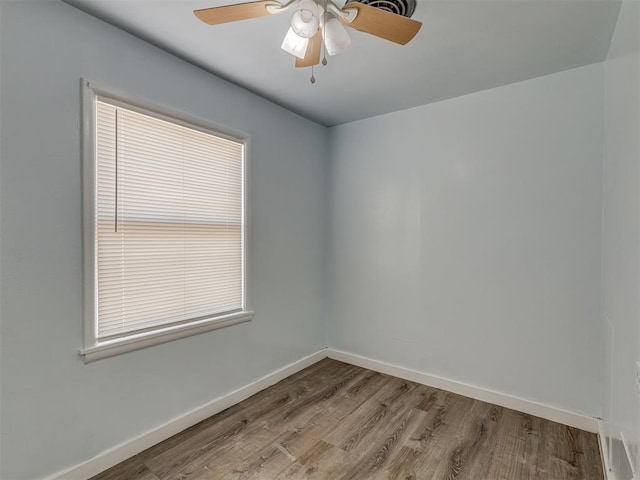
left=80, top=79, right=252, bottom=363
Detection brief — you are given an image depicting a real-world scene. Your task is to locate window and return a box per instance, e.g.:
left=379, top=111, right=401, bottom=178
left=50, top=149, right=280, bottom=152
left=81, top=81, right=251, bottom=362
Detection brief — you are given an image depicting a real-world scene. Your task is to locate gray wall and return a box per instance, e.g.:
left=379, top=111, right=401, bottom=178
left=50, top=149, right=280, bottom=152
left=0, top=2, right=327, bottom=479
left=602, top=1, right=640, bottom=477
left=327, top=64, right=604, bottom=417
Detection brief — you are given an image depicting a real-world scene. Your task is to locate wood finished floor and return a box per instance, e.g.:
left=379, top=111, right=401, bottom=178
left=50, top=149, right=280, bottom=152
left=90, top=359, right=603, bottom=480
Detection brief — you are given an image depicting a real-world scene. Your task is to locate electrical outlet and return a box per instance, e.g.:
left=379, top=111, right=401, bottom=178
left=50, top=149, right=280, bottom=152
left=636, top=361, right=640, bottom=399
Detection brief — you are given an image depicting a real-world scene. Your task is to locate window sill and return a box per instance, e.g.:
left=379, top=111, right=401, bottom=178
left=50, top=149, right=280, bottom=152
left=80, top=311, right=253, bottom=363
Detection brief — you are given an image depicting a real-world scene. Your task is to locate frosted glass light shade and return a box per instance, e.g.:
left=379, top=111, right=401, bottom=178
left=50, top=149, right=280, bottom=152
left=281, top=27, right=309, bottom=59
left=291, top=8, right=319, bottom=38
left=323, top=15, right=351, bottom=56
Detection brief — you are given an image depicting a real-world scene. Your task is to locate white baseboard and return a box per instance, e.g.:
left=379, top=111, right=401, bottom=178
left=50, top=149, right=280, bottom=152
left=327, top=348, right=599, bottom=433
left=43, top=346, right=600, bottom=480
left=43, top=348, right=328, bottom=480
left=620, top=432, right=638, bottom=480
left=599, top=420, right=617, bottom=480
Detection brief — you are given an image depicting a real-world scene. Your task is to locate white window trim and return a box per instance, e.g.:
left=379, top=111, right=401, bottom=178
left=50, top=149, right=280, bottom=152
left=80, top=79, right=252, bottom=363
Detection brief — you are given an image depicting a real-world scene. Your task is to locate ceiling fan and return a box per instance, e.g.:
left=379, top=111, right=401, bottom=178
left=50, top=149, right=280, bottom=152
left=194, top=0, right=422, bottom=80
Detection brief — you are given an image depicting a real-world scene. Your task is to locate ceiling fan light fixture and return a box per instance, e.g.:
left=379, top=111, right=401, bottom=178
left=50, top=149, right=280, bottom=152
left=195, top=0, right=423, bottom=80
left=291, top=7, right=319, bottom=38
left=323, top=14, right=351, bottom=55
left=281, top=27, right=309, bottom=59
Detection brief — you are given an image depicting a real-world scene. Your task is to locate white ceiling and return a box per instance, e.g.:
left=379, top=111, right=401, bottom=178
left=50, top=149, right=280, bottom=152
left=64, top=0, right=621, bottom=126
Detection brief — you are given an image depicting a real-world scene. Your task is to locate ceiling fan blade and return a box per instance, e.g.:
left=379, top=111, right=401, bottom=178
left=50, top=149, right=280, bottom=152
left=295, top=29, right=322, bottom=67
left=339, top=2, right=422, bottom=45
left=194, top=1, right=281, bottom=25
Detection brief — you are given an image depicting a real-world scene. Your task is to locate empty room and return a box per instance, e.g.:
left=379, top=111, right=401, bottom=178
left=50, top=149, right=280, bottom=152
left=1, top=0, right=638, bottom=479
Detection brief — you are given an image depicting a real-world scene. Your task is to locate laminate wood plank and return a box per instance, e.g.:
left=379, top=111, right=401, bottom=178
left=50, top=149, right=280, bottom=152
left=189, top=441, right=256, bottom=480
left=243, top=367, right=384, bottom=448
left=205, top=370, right=393, bottom=479
left=275, top=364, right=364, bottom=424
left=541, top=422, right=604, bottom=480
left=133, top=466, right=161, bottom=480
left=407, top=389, right=477, bottom=452
left=87, top=453, right=163, bottom=480
left=92, top=359, right=345, bottom=480
left=213, top=407, right=343, bottom=480
left=384, top=389, right=475, bottom=479
left=144, top=361, right=361, bottom=479
left=337, top=407, right=429, bottom=480
left=428, top=399, right=503, bottom=479
left=208, top=358, right=355, bottom=428
left=324, top=378, right=426, bottom=453
left=279, top=369, right=390, bottom=435
left=328, top=382, right=434, bottom=480
left=144, top=365, right=381, bottom=480
left=533, top=415, right=554, bottom=479
left=146, top=362, right=365, bottom=479
left=89, top=463, right=160, bottom=480
left=89, top=360, right=604, bottom=480
left=369, top=408, right=434, bottom=480
left=182, top=465, right=217, bottom=480
left=207, top=363, right=373, bottom=480
left=275, top=369, right=391, bottom=434
left=580, top=428, right=606, bottom=480
left=226, top=434, right=300, bottom=479
left=275, top=440, right=350, bottom=480
left=485, top=409, right=542, bottom=480
left=382, top=445, right=424, bottom=480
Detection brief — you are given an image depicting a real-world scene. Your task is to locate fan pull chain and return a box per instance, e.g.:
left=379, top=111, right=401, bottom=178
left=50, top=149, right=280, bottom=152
left=321, top=3, right=327, bottom=66
left=310, top=65, right=316, bottom=84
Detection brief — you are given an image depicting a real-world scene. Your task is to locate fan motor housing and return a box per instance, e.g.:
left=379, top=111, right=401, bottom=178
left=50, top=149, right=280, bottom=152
left=349, top=0, right=416, bottom=18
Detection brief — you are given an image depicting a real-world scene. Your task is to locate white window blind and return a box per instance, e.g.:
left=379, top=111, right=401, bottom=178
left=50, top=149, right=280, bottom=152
left=94, top=99, right=245, bottom=341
